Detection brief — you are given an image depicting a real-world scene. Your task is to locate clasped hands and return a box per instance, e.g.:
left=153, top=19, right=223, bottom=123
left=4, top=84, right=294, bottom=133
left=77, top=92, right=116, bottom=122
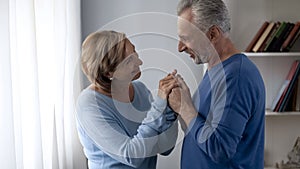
left=158, top=70, right=197, bottom=129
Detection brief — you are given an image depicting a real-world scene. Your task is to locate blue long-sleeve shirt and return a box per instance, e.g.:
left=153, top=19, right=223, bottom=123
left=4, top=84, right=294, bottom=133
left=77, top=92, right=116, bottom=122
left=76, top=81, right=178, bottom=169
left=181, top=54, right=265, bottom=169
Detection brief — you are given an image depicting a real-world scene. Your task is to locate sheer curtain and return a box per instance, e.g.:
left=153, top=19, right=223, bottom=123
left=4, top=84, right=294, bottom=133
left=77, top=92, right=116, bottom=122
left=0, top=0, right=86, bottom=169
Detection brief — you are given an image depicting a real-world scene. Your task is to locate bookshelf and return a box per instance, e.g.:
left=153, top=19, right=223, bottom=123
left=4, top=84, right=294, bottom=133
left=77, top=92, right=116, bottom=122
left=226, top=0, right=300, bottom=168
left=248, top=50, right=300, bottom=169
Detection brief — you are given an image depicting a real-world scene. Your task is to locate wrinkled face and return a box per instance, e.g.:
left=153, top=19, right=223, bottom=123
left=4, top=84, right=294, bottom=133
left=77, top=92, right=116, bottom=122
left=113, top=39, right=143, bottom=82
left=177, top=8, right=212, bottom=64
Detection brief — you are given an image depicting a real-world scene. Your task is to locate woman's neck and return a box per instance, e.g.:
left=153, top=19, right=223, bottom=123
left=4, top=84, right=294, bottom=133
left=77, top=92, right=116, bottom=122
left=90, top=81, right=134, bottom=103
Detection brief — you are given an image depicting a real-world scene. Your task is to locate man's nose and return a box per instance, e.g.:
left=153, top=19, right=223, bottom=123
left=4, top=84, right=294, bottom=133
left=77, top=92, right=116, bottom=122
left=137, top=58, right=143, bottom=66
left=178, top=41, right=187, bottom=52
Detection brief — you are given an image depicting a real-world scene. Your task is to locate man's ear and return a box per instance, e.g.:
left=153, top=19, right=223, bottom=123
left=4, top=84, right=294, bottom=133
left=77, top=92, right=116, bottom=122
left=207, top=25, right=221, bottom=43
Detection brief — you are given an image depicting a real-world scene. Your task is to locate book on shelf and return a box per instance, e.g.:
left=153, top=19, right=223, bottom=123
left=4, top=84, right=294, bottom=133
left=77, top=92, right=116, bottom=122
left=252, top=22, right=275, bottom=52
left=280, top=21, right=300, bottom=52
left=245, top=21, right=269, bottom=52
left=284, top=76, right=299, bottom=111
left=271, top=22, right=294, bottom=52
left=272, top=60, right=300, bottom=112
left=277, top=60, right=300, bottom=112
left=245, top=21, right=300, bottom=53
left=265, top=22, right=287, bottom=52
left=295, top=76, right=300, bottom=111
left=281, top=77, right=297, bottom=111
left=288, top=28, right=300, bottom=52
left=258, top=22, right=281, bottom=52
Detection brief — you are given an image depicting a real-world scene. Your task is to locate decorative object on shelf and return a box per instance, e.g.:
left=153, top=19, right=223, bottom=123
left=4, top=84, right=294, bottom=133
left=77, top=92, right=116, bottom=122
left=275, top=137, right=300, bottom=169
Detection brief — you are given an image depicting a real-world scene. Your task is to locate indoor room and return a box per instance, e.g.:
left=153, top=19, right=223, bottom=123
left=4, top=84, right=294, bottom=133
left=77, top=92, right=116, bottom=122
left=1, top=0, right=300, bottom=169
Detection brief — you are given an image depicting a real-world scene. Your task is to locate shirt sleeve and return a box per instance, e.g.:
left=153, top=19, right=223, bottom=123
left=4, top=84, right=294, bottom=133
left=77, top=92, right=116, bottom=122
left=76, top=93, right=178, bottom=168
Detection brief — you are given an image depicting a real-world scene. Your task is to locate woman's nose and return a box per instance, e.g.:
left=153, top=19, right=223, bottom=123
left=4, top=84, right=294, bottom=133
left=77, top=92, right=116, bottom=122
left=134, top=53, right=143, bottom=66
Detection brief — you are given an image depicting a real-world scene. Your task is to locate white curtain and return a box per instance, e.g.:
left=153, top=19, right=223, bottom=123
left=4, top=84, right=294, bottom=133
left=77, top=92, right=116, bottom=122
left=0, top=0, right=86, bottom=168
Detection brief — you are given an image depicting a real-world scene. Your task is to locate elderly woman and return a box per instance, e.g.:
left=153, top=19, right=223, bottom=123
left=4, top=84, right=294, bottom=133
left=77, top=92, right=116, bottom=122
left=76, top=30, right=178, bottom=169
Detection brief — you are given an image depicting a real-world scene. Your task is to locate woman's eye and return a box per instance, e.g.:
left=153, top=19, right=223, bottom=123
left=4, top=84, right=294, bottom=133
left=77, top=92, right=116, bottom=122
left=126, top=56, right=133, bottom=64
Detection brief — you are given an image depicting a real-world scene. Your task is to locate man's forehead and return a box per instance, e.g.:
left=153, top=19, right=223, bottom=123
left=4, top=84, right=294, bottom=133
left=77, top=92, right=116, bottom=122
left=178, top=8, right=193, bottom=22
left=177, top=9, right=196, bottom=31
left=177, top=17, right=199, bottom=35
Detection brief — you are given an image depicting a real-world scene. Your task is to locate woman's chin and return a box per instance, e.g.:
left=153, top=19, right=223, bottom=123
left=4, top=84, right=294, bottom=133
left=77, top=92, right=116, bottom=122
left=132, top=71, right=141, bottom=80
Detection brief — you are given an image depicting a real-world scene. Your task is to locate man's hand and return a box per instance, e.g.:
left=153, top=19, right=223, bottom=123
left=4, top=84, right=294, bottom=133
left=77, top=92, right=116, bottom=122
left=168, top=87, right=181, bottom=113
left=168, top=75, right=197, bottom=128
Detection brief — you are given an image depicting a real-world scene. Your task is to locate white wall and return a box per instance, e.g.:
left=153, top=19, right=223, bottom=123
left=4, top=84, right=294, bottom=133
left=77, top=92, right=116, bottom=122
left=81, top=0, right=204, bottom=169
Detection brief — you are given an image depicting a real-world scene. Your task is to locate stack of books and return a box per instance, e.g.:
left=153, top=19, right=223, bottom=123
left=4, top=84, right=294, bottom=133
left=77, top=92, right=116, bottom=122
left=245, top=21, right=300, bottom=52
left=271, top=60, right=300, bottom=112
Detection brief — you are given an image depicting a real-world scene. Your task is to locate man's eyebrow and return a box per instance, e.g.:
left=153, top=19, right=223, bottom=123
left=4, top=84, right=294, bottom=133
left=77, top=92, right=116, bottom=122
left=179, top=35, right=188, bottom=40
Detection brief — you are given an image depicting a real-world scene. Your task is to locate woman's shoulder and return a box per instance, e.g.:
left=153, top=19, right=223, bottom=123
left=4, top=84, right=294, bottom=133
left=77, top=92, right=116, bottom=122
left=76, top=87, right=115, bottom=118
left=77, top=87, right=109, bottom=108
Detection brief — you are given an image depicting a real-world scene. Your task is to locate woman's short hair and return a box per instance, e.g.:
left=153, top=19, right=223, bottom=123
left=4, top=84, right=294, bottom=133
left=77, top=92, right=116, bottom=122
left=81, top=30, right=127, bottom=93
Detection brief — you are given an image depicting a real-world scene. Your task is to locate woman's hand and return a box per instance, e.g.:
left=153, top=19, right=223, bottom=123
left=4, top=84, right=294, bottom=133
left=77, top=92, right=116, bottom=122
left=158, top=70, right=179, bottom=99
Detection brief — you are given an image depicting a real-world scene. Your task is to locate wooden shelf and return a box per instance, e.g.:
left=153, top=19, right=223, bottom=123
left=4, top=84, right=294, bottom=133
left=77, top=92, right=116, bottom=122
left=243, top=52, right=300, bottom=57
left=264, top=167, right=276, bottom=169
left=265, top=110, right=300, bottom=116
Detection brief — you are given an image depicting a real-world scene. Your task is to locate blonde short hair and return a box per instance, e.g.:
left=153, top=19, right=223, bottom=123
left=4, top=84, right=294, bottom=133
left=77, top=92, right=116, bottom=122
left=81, top=30, right=127, bottom=93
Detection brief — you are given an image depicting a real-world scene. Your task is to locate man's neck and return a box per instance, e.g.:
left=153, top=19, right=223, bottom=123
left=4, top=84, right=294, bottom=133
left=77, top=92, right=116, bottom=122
left=219, top=38, right=240, bottom=61
left=207, top=38, right=240, bottom=70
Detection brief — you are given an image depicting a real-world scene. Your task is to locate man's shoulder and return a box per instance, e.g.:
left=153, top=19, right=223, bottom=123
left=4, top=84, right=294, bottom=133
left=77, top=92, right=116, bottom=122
left=225, top=53, right=258, bottom=74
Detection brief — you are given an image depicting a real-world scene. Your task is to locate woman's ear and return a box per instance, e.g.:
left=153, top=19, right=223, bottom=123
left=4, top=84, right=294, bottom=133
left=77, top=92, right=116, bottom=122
left=106, top=72, right=114, bottom=80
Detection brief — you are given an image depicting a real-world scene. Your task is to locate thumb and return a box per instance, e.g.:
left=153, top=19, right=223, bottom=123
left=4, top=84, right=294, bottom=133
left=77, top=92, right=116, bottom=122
left=177, top=76, right=189, bottom=91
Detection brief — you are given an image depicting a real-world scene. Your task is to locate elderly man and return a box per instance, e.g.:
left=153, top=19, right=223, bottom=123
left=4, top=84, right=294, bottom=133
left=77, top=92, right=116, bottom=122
left=168, top=0, right=266, bottom=168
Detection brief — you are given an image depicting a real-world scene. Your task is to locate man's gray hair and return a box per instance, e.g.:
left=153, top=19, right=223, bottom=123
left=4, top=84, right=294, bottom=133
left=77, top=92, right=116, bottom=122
left=177, top=0, right=231, bottom=33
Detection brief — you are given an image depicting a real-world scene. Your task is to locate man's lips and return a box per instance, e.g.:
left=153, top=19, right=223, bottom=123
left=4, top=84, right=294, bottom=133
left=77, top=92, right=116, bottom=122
left=189, top=54, right=195, bottom=59
left=185, top=50, right=195, bottom=59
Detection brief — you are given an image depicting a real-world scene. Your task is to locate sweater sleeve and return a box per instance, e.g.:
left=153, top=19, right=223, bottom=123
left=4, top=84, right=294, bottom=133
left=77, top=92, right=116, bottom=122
left=188, top=72, right=252, bottom=163
left=76, top=92, right=177, bottom=168
left=158, top=106, right=178, bottom=156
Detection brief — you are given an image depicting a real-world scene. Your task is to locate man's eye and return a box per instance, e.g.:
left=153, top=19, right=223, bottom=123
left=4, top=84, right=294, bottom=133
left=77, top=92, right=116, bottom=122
left=181, top=37, right=189, bottom=43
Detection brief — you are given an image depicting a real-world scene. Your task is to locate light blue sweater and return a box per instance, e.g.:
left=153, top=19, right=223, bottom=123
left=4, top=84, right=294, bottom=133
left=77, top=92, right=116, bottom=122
left=76, top=81, right=178, bottom=169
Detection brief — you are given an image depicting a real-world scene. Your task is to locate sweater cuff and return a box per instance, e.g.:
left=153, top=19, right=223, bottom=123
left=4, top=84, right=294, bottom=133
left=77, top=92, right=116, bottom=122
left=153, top=95, right=167, bottom=112
left=142, top=95, right=167, bottom=124
left=186, top=114, right=205, bottom=137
